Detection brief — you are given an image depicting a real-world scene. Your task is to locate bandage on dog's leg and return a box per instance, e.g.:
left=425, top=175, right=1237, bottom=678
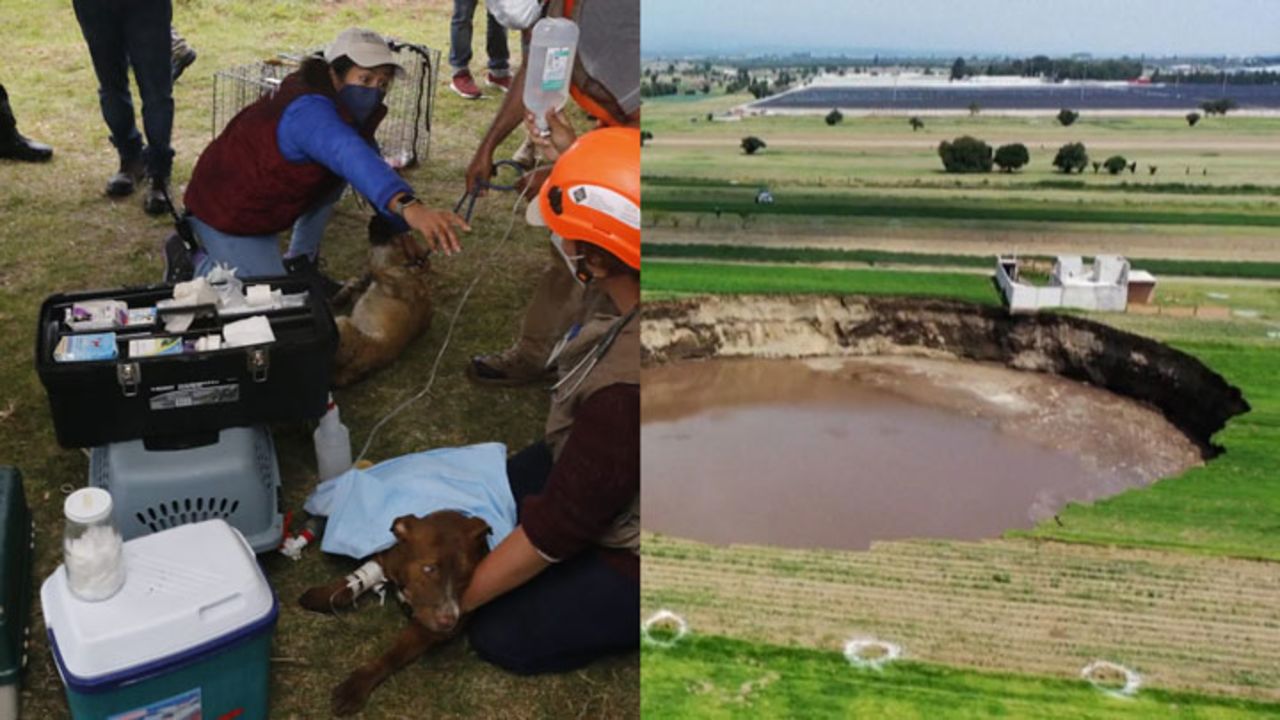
left=298, top=559, right=386, bottom=614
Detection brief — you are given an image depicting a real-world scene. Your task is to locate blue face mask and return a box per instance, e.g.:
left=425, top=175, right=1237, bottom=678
left=338, top=84, right=382, bottom=126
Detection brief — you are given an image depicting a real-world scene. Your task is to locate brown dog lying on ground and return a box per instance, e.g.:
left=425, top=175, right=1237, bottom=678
left=298, top=510, right=491, bottom=716
left=331, top=215, right=433, bottom=387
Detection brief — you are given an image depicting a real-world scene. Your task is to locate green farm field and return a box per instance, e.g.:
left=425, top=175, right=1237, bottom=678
left=641, top=92, right=1280, bottom=263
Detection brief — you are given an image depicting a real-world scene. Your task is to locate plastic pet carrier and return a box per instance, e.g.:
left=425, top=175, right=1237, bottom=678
left=36, top=276, right=336, bottom=448
left=89, top=426, right=283, bottom=554
left=0, top=468, right=33, bottom=720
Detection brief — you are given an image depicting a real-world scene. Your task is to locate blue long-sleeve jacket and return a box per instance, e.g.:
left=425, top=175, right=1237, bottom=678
left=277, top=95, right=411, bottom=232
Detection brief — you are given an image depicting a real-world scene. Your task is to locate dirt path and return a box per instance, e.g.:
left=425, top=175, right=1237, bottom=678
left=645, top=226, right=1280, bottom=262
left=643, top=534, right=1280, bottom=702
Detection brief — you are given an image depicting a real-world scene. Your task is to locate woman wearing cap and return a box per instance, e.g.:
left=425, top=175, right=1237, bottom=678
left=181, top=28, right=468, bottom=281
left=460, top=127, right=640, bottom=674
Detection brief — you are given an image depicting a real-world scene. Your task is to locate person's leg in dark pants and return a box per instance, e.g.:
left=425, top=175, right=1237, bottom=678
left=73, top=0, right=146, bottom=195
left=468, top=550, right=639, bottom=674
left=121, top=0, right=174, bottom=214
left=484, top=10, right=511, bottom=76
left=449, top=0, right=477, bottom=72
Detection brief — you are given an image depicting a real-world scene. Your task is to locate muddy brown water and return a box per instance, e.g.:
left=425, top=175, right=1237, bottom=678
left=642, top=356, right=1202, bottom=550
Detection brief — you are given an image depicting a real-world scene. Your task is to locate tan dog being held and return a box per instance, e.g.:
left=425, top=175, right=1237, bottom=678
left=299, top=510, right=491, bottom=716
left=332, top=217, right=432, bottom=387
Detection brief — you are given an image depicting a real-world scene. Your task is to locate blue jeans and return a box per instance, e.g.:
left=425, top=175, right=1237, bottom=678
left=450, top=0, right=511, bottom=73
left=72, top=0, right=174, bottom=180
left=190, top=185, right=344, bottom=278
left=467, top=442, right=639, bottom=674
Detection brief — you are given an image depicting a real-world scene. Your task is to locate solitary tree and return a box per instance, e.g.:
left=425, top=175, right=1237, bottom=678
left=825, top=108, right=844, bottom=126
left=993, top=143, right=1030, bottom=172
left=1128, top=161, right=1138, bottom=174
left=1053, top=142, right=1089, bottom=173
left=640, top=130, right=653, bottom=146
left=1148, top=165, right=1158, bottom=175
left=1186, top=111, right=1201, bottom=127
left=951, top=57, right=967, bottom=81
left=1057, top=108, right=1079, bottom=126
left=909, top=116, right=925, bottom=132
left=938, top=136, right=993, bottom=173
left=1091, top=161, right=1101, bottom=174
left=741, top=136, right=767, bottom=155
left=968, top=101, right=981, bottom=116
left=1103, top=155, right=1128, bottom=175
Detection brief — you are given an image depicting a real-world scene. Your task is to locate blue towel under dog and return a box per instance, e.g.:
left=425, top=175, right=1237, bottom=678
left=304, top=442, right=516, bottom=559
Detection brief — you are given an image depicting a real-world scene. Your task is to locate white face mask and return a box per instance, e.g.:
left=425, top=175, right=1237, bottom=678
left=550, top=233, right=586, bottom=284
left=488, top=0, right=543, bottom=30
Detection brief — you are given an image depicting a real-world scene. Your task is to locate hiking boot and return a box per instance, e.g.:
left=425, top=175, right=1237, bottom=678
left=0, top=84, right=52, bottom=162
left=162, top=232, right=195, bottom=284
left=485, top=71, right=512, bottom=93
left=284, top=254, right=344, bottom=301
left=171, top=28, right=198, bottom=82
left=106, top=154, right=146, bottom=197
left=449, top=70, right=482, bottom=100
left=142, top=175, right=171, bottom=216
left=467, top=346, right=556, bottom=386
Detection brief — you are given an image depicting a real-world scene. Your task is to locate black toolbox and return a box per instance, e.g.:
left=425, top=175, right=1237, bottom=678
left=0, top=467, right=32, bottom=720
left=36, top=278, right=337, bottom=448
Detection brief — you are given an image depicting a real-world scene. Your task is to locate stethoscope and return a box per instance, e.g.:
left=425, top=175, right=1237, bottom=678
left=550, top=306, right=639, bottom=402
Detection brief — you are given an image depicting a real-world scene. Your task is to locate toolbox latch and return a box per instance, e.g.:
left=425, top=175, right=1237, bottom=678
left=117, top=362, right=140, bottom=397
left=248, top=348, right=270, bottom=382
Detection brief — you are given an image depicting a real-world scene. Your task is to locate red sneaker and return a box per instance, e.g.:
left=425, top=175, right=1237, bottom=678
left=485, top=72, right=512, bottom=93
left=449, top=70, right=482, bottom=100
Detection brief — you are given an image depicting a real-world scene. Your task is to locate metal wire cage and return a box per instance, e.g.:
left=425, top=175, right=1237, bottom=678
left=210, top=40, right=441, bottom=169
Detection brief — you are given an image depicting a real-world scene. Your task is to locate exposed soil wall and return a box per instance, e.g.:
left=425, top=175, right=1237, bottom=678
left=642, top=295, right=1250, bottom=454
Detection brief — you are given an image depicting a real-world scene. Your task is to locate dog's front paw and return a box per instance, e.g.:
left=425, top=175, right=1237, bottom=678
left=299, top=581, right=353, bottom=614
left=331, top=671, right=373, bottom=716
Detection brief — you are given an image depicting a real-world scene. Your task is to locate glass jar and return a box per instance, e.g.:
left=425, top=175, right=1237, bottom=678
left=63, top=488, right=125, bottom=601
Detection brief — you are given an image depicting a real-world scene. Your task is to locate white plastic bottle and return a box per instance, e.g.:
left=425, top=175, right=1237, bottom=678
left=313, top=395, right=352, bottom=481
left=522, top=17, right=580, bottom=135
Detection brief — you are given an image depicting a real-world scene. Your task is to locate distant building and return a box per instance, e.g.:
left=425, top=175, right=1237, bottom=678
left=995, top=255, right=1156, bottom=312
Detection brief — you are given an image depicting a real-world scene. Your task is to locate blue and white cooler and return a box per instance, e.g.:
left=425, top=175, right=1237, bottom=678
left=41, top=519, right=276, bottom=720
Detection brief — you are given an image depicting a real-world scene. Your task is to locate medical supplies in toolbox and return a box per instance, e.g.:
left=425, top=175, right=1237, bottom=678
left=0, top=468, right=33, bottom=720
left=36, top=275, right=337, bottom=448
left=42, top=519, right=277, bottom=720
left=90, top=426, right=284, bottom=554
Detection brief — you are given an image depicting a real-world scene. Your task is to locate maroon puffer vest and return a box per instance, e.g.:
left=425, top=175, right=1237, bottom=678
left=184, top=61, right=386, bottom=235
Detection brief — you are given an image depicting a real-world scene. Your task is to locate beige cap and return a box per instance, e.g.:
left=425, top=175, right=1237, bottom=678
left=324, top=28, right=405, bottom=78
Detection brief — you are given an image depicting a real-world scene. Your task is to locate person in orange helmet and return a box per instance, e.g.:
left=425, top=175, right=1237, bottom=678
left=461, top=126, right=639, bottom=674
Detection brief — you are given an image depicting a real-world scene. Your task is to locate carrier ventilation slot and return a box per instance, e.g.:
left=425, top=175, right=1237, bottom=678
left=135, top=496, right=241, bottom=533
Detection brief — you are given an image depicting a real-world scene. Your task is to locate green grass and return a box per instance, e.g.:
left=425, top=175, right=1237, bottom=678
left=643, top=261, right=1000, bottom=305
left=643, top=185, right=1280, bottom=228
left=643, top=634, right=1280, bottom=719
left=0, top=1, right=635, bottom=717
left=645, top=242, right=1280, bottom=281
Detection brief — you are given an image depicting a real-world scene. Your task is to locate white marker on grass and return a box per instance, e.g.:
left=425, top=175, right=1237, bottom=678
left=642, top=609, right=689, bottom=648
left=1081, top=660, right=1142, bottom=699
left=843, top=637, right=902, bottom=671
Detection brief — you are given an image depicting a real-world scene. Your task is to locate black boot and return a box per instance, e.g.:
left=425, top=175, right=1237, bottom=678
left=0, top=84, right=53, bottom=162
left=106, top=153, right=146, bottom=197
left=283, top=254, right=344, bottom=299
left=143, top=175, right=171, bottom=216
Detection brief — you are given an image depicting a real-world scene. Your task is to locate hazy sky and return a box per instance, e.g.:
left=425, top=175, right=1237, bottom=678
left=642, top=0, right=1280, bottom=57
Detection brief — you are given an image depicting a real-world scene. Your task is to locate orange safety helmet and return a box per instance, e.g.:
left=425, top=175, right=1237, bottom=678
left=526, top=127, right=640, bottom=271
